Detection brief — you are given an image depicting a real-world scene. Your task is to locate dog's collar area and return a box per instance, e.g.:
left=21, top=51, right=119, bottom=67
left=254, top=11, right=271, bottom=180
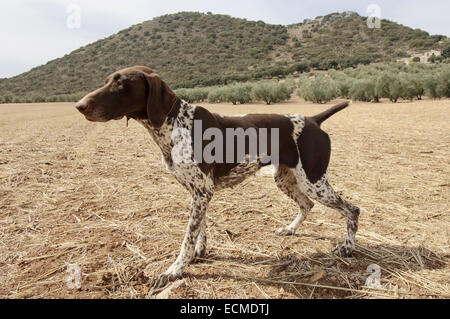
left=167, top=97, right=181, bottom=119
left=124, top=98, right=180, bottom=128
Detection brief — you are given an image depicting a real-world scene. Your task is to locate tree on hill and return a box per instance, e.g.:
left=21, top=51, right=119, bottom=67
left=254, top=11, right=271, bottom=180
left=442, top=45, right=450, bottom=59
left=428, top=53, right=436, bottom=63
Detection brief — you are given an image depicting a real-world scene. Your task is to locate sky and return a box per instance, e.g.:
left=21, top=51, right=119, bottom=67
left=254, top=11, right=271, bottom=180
left=0, top=0, right=449, bottom=78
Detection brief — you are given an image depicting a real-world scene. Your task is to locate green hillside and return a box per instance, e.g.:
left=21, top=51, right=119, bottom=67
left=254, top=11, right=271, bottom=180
left=285, top=12, right=447, bottom=69
left=0, top=11, right=447, bottom=102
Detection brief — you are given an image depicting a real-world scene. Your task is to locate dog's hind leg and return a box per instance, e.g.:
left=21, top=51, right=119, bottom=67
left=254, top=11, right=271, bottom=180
left=274, top=165, right=314, bottom=236
left=294, top=169, right=360, bottom=257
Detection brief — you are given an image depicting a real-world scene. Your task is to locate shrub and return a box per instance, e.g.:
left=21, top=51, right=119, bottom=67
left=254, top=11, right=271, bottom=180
left=399, top=73, right=424, bottom=100
left=46, top=96, right=58, bottom=103
left=297, top=75, right=339, bottom=104
left=175, top=87, right=209, bottom=103
left=284, top=75, right=296, bottom=94
left=278, top=82, right=293, bottom=100
left=207, top=87, right=227, bottom=103
left=423, top=74, right=444, bottom=99
left=337, top=78, right=354, bottom=99
left=396, top=76, right=415, bottom=101
left=252, top=80, right=291, bottom=105
left=193, top=88, right=209, bottom=102
left=31, top=95, right=45, bottom=103
left=435, top=56, right=444, bottom=63
left=442, top=45, right=450, bottom=59
left=174, top=88, right=191, bottom=102
left=3, top=95, right=12, bottom=103
left=329, top=70, right=353, bottom=98
left=374, top=73, right=393, bottom=101
left=57, top=95, right=69, bottom=102
left=290, top=62, right=310, bottom=73
left=428, top=54, right=436, bottom=63
left=350, top=79, right=376, bottom=102
left=252, top=81, right=275, bottom=105
left=224, top=83, right=254, bottom=105
left=437, top=70, right=450, bottom=98
left=386, top=79, right=403, bottom=103
left=360, top=71, right=420, bottom=102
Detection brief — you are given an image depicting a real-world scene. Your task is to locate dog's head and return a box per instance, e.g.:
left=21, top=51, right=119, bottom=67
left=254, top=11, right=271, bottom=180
left=76, top=66, right=177, bottom=128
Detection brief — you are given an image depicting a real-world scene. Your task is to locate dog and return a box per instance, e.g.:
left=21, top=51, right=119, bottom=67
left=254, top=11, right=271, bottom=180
left=76, top=66, right=360, bottom=289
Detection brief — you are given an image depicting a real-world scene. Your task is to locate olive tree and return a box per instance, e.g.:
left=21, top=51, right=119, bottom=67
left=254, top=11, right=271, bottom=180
left=298, top=74, right=339, bottom=104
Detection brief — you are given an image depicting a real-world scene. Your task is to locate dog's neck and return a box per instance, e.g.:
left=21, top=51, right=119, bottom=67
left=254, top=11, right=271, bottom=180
left=135, top=100, right=195, bottom=164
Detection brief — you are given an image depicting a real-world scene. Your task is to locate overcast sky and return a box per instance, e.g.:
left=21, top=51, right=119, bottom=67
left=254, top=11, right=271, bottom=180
left=1, top=0, right=449, bottom=78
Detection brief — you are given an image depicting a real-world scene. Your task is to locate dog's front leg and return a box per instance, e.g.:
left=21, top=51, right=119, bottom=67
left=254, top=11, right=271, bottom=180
left=153, top=188, right=213, bottom=289
left=194, top=218, right=207, bottom=260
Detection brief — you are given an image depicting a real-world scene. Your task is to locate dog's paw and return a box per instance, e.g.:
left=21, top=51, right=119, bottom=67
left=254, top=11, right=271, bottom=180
left=332, top=243, right=353, bottom=258
left=275, top=227, right=295, bottom=236
left=193, top=247, right=207, bottom=262
left=152, top=272, right=182, bottom=290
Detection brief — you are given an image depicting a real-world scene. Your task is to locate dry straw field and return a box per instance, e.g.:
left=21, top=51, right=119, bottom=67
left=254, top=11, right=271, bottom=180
left=0, top=97, right=448, bottom=299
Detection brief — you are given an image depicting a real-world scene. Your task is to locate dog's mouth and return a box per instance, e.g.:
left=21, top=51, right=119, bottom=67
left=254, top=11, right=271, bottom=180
left=84, top=114, right=124, bottom=122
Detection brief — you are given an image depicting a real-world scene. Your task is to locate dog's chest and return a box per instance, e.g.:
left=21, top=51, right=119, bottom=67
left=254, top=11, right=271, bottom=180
left=136, top=101, right=196, bottom=173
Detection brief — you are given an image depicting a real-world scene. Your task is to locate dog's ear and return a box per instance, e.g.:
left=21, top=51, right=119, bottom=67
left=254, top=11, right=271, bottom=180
left=143, top=73, right=176, bottom=129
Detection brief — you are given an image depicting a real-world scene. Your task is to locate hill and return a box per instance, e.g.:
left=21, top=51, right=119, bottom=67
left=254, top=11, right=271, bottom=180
left=0, top=11, right=447, bottom=102
left=285, top=12, right=447, bottom=69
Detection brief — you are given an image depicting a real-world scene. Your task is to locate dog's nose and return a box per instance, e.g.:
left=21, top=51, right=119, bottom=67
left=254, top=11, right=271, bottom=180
left=76, top=100, right=88, bottom=113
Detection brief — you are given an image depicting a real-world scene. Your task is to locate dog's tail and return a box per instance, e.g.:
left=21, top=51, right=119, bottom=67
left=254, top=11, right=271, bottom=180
left=311, top=101, right=350, bottom=126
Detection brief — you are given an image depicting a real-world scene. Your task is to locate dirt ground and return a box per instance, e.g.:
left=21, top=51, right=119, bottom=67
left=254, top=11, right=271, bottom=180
left=0, top=97, right=448, bottom=299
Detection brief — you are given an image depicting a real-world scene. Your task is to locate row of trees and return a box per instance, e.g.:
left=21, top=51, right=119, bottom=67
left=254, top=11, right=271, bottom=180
left=175, top=63, right=450, bottom=106
left=297, top=63, right=450, bottom=103
left=175, top=76, right=296, bottom=105
left=2, top=63, right=448, bottom=105
left=0, top=93, right=85, bottom=104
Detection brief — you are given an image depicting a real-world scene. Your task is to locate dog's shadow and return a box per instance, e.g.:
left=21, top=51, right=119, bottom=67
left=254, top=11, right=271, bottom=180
left=188, top=239, right=448, bottom=298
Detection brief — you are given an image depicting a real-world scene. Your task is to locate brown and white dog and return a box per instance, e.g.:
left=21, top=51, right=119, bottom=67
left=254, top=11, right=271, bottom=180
left=76, top=66, right=360, bottom=289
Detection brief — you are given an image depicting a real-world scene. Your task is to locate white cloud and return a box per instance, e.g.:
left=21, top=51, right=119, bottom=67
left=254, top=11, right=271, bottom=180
left=0, top=0, right=448, bottom=78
